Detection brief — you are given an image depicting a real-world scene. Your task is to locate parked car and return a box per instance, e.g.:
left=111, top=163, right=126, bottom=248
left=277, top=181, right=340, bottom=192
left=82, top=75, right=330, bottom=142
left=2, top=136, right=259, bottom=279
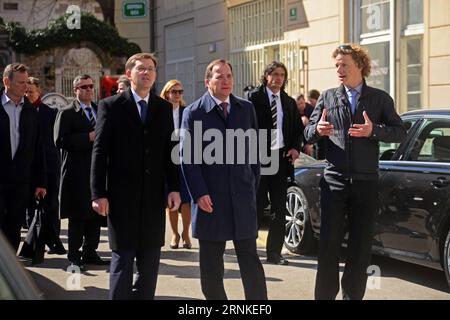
left=285, top=109, right=450, bottom=288
left=0, top=232, right=42, bottom=299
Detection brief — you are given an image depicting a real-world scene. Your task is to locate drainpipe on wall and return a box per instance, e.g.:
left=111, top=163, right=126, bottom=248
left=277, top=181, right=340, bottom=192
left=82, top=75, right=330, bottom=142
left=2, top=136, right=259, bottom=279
left=149, top=0, right=155, bottom=52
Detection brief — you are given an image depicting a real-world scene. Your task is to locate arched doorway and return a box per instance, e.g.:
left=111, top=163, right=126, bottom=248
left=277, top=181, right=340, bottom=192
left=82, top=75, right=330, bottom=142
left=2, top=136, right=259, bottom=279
left=56, top=48, right=103, bottom=101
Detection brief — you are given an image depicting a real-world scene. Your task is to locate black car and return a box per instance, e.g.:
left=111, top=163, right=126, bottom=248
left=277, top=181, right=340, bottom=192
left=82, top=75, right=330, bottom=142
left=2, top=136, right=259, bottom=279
left=285, top=109, right=450, bottom=288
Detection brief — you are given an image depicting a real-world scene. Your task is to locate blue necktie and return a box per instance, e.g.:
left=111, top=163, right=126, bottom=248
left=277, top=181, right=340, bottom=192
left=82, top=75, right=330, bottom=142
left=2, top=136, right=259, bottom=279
left=85, top=107, right=96, bottom=127
left=138, top=100, right=148, bottom=124
left=348, top=89, right=358, bottom=115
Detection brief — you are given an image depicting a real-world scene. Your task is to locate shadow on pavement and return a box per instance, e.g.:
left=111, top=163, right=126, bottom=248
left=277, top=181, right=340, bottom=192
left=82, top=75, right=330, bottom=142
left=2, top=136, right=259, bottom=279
left=26, top=269, right=109, bottom=300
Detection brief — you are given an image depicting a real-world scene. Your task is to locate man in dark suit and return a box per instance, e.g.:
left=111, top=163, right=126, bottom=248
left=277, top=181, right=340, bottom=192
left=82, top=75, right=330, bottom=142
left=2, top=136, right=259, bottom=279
left=25, top=76, right=65, bottom=254
left=248, top=61, right=303, bottom=266
left=54, top=74, right=108, bottom=271
left=181, top=59, right=267, bottom=300
left=0, top=63, right=46, bottom=252
left=91, top=53, right=180, bottom=300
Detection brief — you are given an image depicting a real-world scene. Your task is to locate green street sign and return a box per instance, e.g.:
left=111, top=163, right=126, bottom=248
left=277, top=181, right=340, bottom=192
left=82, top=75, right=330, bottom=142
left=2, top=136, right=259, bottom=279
left=123, top=2, right=146, bottom=19
left=289, top=7, right=297, bottom=21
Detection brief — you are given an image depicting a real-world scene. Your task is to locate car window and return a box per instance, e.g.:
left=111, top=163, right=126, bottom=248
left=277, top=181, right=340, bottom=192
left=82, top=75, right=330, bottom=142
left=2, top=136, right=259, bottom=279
left=379, top=119, right=417, bottom=160
left=407, top=119, right=450, bottom=162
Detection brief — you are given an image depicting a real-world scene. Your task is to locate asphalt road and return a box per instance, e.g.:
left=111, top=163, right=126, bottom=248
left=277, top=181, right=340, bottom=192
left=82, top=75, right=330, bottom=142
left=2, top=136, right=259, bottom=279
left=20, top=218, right=450, bottom=300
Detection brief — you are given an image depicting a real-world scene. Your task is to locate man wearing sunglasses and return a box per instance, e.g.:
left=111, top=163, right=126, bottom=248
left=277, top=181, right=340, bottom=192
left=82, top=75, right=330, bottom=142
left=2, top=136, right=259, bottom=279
left=305, top=44, right=406, bottom=300
left=55, top=74, right=108, bottom=272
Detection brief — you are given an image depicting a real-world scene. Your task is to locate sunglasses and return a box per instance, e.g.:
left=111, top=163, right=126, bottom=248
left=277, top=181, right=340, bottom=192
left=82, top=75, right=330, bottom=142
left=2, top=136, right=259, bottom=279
left=338, top=44, right=353, bottom=51
left=170, top=89, right=184, bottom=95
left=77, top=84, right=94, bottom=90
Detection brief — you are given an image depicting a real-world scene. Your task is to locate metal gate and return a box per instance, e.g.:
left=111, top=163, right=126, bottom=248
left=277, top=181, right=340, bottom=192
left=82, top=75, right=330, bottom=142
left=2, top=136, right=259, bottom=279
left=230, top=40, right=308, bottom=96
left=56, top=48, right=102, bottom=101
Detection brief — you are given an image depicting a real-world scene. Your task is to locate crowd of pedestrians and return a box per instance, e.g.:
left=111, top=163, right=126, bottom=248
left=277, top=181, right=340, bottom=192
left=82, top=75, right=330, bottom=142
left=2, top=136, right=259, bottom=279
left=0, top=43, right=405, bottom=300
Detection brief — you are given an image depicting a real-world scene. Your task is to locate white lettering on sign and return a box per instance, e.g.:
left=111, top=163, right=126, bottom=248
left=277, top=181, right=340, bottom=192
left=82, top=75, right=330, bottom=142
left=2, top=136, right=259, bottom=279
left=366, top=5, right=381, bottom=31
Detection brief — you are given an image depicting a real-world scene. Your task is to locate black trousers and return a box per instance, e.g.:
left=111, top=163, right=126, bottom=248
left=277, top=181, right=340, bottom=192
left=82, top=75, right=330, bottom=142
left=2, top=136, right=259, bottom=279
left=67, top=217, right=101, bottom=262
left=199, top=238, right=267, bottom=300
left=257, top=151, right=288, bottom=256
left=0, top=184, right=29, bottom=252
left=314, top=177, right=379, bottom=300
left=109, top=247, right=161, bottom=300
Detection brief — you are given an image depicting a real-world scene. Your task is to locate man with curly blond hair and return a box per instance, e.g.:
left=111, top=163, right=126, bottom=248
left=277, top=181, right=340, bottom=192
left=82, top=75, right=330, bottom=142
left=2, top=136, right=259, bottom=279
left=305, top=44, right=406, bottom=300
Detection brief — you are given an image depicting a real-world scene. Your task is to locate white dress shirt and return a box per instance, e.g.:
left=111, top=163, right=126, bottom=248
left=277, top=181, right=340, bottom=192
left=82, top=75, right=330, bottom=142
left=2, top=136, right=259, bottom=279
left=1, top=92, right=24, bottom=159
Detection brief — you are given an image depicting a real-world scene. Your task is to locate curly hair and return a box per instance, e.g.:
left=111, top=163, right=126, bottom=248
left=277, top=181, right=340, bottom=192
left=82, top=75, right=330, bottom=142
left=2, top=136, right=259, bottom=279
left=332, top=44, right=371, bottom=78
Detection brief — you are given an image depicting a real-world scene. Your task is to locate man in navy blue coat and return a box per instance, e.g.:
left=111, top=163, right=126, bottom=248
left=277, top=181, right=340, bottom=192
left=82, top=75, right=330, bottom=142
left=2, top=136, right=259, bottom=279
left=181, top=59, right=267, bottom=300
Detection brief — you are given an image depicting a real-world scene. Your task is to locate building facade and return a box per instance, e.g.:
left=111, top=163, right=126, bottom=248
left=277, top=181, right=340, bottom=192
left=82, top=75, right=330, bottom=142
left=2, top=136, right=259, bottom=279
left=153, top=0, right=450, bottom=111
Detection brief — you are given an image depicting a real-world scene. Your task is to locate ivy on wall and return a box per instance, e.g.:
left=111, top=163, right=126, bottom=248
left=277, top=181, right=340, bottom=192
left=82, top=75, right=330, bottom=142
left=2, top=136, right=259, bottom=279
left=0, top=12, right=140, bottom=57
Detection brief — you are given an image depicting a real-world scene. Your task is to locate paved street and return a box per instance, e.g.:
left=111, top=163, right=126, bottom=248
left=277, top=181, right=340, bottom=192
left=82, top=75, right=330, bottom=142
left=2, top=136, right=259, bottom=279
left=20, top=218, right=450, bottom=300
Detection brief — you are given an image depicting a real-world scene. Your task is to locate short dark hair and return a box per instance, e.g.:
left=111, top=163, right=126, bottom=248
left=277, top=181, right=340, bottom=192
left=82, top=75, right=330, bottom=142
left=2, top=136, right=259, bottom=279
left=260, top=61, right=288, bottom=90
left=204, top=59, right=233, bottom=80
left=73, top=74, right=92, bottom=89
left=116, top=75, right=130, bottom=87
left=307, top=89, right=320, bottom=100
left=3, top=63, right=29, bottom=80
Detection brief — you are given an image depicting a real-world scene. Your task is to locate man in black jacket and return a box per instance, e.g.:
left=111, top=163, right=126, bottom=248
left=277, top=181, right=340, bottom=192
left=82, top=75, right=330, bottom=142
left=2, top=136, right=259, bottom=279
left=55, top=74, right=108, bottom=271
left=91, top=53, right=180, bottom=300
left=0, top=63, right=46, bottom=251
left=25, top=76, right=65, bottom=254
left=305, top=44, right=406, bottom=300
left=248, top=61, right=302, bottom=266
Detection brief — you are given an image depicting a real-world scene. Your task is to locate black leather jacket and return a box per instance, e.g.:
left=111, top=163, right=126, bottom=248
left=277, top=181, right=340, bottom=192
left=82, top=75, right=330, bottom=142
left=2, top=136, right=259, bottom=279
left=305, top=82, right=406, bottom=180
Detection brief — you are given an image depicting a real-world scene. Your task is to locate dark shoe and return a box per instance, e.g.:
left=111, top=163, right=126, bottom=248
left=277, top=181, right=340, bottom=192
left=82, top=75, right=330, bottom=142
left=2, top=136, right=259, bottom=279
left=181, top=233, right=192, bottom=249
left=267, top=253, right=289, bottom=265
left=170, top=233, right=180, bottom=249
left=48, top=244, right=67, bottom=255
left=182, top=242, right=192, bottom=249
left=82, top=253, right=110, bottom=265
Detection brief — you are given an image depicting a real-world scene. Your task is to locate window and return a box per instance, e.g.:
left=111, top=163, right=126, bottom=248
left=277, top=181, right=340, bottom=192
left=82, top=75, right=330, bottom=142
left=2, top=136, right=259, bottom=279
left=407, top=119, right=450, bottom=162
left=165, top=20, right=195, bottom=104
left=365, top=41, right=390, bottom=93
left=3, top=2, right=18, bottom=10
left=400, top=0, right=423, bottom=112
left=402, top=0, right=423, bottom=30
left=404, top=37, right=422, bottom=111
left=353, top=0, right=393, bottom=95
left=360, top=0, right=390, bottom=35
left=379, top=118, right=417, bottom=160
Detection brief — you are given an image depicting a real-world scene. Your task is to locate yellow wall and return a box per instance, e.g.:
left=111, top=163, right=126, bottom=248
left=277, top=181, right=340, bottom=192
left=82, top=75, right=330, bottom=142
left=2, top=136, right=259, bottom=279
left=428, top=0, right=450, bottom=108
left=114, top=0, right=150, bottom=52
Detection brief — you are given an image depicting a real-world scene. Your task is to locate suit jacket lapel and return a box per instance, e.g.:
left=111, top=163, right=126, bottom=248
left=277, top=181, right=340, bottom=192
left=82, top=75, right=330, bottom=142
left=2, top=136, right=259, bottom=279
left=148, top=92, right=162, bottom=126
left=121, top=88, right=142, bottom=125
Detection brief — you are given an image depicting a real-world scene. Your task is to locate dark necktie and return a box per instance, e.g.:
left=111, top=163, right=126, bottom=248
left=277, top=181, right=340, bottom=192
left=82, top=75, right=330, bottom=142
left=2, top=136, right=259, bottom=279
left=270, top=94, right=277, bottom=129
left=220, top=102, right=228, bottom=119
left=85, top=107, right=96, bottom=127
left=138, top=100, right=148, bottom=124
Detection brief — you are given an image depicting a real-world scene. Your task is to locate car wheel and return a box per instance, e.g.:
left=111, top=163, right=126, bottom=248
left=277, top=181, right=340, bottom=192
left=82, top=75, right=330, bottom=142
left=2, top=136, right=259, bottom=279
left=284, top=186, right=316, bottom=254
left=444, top=228, right=450, bottom=289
